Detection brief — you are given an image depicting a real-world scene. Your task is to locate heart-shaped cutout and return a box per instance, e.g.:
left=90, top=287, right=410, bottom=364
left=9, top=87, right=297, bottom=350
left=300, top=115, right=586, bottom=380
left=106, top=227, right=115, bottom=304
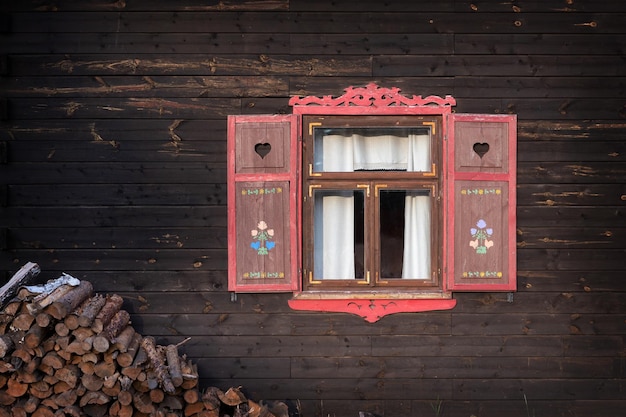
left=255, top=142, right=271, bottom=159
left=473, top=142, right=490, bottom=159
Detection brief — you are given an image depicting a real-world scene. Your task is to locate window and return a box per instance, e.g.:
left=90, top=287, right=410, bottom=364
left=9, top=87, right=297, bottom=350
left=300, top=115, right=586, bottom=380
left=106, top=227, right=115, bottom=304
left=302, top=116, right=442, bottom=292
left=227, top=84, right=517, bottom=322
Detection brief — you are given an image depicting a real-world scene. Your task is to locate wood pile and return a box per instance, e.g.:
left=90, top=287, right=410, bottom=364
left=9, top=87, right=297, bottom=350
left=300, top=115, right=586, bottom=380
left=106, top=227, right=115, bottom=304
left=0, top=263, right=285, bottom=417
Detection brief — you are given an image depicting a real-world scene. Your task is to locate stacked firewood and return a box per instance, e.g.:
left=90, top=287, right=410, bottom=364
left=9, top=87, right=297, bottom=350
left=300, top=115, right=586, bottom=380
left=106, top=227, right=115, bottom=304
left=0, top=263, right=284, bottom=417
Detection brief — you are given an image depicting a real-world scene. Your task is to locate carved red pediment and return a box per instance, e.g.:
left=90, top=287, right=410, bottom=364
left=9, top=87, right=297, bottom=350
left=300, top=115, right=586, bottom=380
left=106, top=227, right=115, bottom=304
left=289, top=82, right=456, bottom=108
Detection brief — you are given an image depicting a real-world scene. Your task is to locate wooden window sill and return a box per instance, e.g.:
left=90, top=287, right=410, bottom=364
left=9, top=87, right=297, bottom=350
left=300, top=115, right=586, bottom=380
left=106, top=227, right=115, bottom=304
left=288, top=291, right=456, bottom=323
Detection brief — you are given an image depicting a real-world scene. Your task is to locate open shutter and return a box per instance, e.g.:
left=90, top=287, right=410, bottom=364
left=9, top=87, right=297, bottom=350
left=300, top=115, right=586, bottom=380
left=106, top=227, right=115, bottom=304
left=446, top=114, right=517, bottom=291
left=227, top=115, right=300, bottom=292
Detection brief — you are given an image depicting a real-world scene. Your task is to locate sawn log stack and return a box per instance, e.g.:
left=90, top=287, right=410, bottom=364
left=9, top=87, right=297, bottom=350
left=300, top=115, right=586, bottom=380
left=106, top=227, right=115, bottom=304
left=0, top=263, right=283, bottom=417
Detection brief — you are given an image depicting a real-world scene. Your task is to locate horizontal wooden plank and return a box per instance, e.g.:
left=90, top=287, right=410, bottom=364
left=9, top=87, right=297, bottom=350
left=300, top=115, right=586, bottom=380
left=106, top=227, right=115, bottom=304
left=0, top=206, right=226, bottom=227
left=518, top=270, right=626, bottom=292
left=456, top=98, right=626, bottom=120
left=1, top=33, right=291, bottom=54
left=0, top=119, right=227, bottom=142
left=1, top=163, right=227, bottom=184
left=454, top=291, right=626, bottom=314
left=294, top=0, right=626, bottom=13
left=201, top=376, right=623, bottom=401
left=169, top=335, right=373, bottom=357
left=204, top=376, right=451, bottom=401
left=196, top=357, right=291, bottom=379
left=9, top=54, right=372, bottom=76
left=518, top=140, right=626, bottom=162
left=374, top=55, right=624, bottom=77
left=455, top=34, right=626, bottom=55
left=452, top=378, right=622, bottom=401
left=453, top=0, right=626, bottom=13
left=0, top=248, right=227, bottom=272
left=518, top=120, right=626, bottom=142
left=8, top=97, right=240, bottom=119
left=7, top=141, right=226, bottom=163
left=451, top=313, right=625, bottom=336
left=517, top=227, right=624, bottom=249
left=0, top=1, right=290, bottom=12
left=70, top=270, right=227, bottom=293
left=518, top=207, right=624, bottom=227
left=168, top=334, right=619, bottom=360
left=9, top=184, right=226, bottom=205
left=454, top=76, right=626, bottom=98
left=0, top=75, right=289, bottom=98
left=518, top=161, right=626, bottom=183
left=517, top=184, right=626, bottom=207
left=7, top=12, right=624, bottom=34
left=290, top=356, right=618, bottom=379
left=293, top=399, right=626, bottom=417
left=8, top=226, right=227, bottom=249
left=289, top=34, right=454, bottom=55
left=518, top=248, right=626, bottom=271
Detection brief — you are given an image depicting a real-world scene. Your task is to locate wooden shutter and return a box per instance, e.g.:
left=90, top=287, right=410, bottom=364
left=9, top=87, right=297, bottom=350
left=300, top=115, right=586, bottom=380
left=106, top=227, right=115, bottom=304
left=446, top=114, right=517, bottom=291
left=227, top=115, right=300, bottom=292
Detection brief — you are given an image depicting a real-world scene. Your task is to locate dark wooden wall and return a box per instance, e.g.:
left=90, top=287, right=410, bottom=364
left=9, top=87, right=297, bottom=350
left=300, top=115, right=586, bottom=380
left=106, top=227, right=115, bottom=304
left=1, top=1, right=625, bottom=416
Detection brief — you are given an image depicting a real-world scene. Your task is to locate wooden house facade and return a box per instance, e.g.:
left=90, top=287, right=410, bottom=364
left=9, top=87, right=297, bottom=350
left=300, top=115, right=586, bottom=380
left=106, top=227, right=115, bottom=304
left=1, top=1, right=625, bottom=416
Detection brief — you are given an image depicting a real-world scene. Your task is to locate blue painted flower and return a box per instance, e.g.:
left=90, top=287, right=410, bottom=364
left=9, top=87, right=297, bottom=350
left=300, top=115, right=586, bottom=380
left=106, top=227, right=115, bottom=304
left=476, top=219, right=487, bottom=228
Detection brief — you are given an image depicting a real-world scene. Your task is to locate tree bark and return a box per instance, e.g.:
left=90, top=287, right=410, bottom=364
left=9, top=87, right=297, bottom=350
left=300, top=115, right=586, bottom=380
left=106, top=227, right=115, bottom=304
left=0, top=262, right=40, bottom=308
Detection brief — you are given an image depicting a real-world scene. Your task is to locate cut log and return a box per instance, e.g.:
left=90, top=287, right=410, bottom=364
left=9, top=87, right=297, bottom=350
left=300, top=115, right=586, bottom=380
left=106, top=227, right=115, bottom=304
left=91, top=294, right=123, bottom=333
left=77, top=294, right=106, bottom=328
left=45, top=280, right=93, bottom=320
left=6, top=375, right=29, bottom=397
left=102, top=309, right=130, bottom=341
left=31, top=406, right=54, bottom=417
left=0, top=262, right=40, bottom=308
left=0, top=334, right=14, bottom=358
left=27, top=283, right=75, bottom=315
left=140, top=336, right=175, bottom=394
left=165, top=344, right=184, bottom=387
left=11, top=312, right=35, bottom=331
left=79, top=390, right=110, bottom=407
left=133, top=392, right=156, bottom=414
left=24, top=323, right=49, bottom=349
left=112, top=325, right=135, bottom=354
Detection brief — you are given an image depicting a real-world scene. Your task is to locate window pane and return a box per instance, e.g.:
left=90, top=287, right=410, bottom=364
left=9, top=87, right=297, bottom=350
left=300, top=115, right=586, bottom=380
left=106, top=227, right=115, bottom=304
left=313, top=189, right=365, bottom=280
left=313, top=127, right=431, bottom=172
left=379, top=189, right=431, bottom=280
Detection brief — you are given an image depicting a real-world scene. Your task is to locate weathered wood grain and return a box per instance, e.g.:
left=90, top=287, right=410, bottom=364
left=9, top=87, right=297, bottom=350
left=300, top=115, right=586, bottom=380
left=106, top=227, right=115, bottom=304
left=8, top=54, right=372, bottom=76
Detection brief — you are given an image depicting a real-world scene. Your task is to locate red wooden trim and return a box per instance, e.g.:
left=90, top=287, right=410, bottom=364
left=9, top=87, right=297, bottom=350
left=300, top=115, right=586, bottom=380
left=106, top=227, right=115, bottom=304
left=288, top=298, right=457, bottom=323
left=291, top=83, right=455, bottom=115
left=227, top=115, right=237, bottom=293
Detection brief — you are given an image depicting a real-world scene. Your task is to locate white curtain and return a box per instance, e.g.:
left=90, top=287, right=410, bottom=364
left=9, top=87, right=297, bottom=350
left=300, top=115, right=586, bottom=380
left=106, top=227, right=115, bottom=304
left=314, top=132, right=431, bottom=280
left=402, top=134, right=431, bottom=279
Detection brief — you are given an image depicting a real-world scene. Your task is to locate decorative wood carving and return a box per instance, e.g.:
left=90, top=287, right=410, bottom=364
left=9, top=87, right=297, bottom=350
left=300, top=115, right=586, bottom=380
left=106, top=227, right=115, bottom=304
left=289, top=82, right=456, bottom=108
left=288, top=298, right=457, bottom=323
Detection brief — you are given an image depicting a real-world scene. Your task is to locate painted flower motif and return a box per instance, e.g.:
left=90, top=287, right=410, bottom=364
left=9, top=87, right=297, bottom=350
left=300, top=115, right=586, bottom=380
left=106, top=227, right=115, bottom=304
left=250, top=220, right=275, bottom=255
left=469, top=219, right=494, bottom=255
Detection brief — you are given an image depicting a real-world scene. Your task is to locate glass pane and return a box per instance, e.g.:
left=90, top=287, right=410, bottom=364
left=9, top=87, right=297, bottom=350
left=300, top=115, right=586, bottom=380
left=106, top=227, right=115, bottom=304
left=379, top=189, right=431, bottom=280
left=313, top=189, right=365, bottom=280
left=313, top=127, right=431, bottom=173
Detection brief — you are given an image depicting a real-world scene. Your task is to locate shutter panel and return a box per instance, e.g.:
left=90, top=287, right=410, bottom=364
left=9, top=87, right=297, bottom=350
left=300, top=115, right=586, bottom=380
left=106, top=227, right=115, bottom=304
left=227, top=115, right=300, bottom=292
left=446, top=114, right=517, bottom=291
